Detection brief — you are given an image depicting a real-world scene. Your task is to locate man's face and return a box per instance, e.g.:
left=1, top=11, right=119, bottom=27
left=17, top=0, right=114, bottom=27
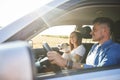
left=90, top=23, right=105, bottom=41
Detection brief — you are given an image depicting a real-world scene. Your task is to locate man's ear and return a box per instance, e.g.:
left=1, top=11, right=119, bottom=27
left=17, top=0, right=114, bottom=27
left=102, top=26, right=110, bottom=37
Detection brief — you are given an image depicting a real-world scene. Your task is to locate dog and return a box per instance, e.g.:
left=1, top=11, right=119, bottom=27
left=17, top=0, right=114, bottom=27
left=58, top=43, right=71, bottom=60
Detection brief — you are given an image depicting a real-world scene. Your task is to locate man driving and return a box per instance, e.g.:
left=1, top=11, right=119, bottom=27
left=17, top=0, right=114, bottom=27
left=47, top=17, right=120, bottom=69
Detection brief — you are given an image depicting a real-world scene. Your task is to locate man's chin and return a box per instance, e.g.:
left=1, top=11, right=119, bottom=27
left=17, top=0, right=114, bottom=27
left=92, top=39, right=97, bottom=41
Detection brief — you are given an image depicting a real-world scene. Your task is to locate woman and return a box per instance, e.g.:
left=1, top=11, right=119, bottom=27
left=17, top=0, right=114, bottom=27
left=69, top=31, right=86, bottom=63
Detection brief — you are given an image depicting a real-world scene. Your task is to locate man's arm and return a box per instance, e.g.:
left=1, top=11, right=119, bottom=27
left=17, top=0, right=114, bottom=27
left=47, top=51, right=94, bottom=69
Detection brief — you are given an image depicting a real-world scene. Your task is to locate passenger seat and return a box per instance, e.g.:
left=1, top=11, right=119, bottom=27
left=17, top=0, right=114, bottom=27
left=76, top=26, right=93, bottom=63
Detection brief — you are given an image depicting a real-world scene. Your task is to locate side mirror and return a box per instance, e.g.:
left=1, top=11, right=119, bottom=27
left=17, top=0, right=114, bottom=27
left=0, top=41, right=36, bottom=80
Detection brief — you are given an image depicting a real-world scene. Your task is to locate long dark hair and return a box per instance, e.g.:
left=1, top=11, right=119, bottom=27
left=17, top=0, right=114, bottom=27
left=69, top=31, right=82, bottom=51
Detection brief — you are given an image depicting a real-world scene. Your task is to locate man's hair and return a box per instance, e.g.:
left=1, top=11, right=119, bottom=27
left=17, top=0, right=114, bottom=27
left=92, top=17, right=114, bottom=33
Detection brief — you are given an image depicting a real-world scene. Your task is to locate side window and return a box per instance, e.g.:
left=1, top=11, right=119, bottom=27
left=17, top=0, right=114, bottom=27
left=31, top=25, right=76, bottom=49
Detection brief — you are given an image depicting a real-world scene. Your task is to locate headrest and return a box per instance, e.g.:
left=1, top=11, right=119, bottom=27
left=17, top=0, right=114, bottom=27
left=113, top=20, right=120, bottom=43
left=0, top=41, right=36, bottom=80
left=79, top=26, right=92, bottom=39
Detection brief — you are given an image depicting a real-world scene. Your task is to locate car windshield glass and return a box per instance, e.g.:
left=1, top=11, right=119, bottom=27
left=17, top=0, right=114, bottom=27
left=0, top=0, right=53, bottom=28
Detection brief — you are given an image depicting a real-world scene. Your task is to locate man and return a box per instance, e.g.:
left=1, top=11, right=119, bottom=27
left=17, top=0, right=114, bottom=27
left=47, top=17, right=120, bottom=69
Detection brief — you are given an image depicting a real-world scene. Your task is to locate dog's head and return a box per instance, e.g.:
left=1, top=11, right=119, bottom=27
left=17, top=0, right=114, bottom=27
left=58, top=43, right=70, bottom=53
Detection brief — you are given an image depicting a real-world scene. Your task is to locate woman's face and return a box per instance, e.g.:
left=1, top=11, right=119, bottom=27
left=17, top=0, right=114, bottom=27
left=70, top=32, right=78, bottom=44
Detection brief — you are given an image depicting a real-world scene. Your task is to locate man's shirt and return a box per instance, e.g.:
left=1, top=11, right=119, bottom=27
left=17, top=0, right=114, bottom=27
left=84, top=39, right=120, bottom=68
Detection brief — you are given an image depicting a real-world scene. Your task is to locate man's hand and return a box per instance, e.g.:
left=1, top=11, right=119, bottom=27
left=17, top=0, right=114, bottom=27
left=47, top=51, right=67, bottom=67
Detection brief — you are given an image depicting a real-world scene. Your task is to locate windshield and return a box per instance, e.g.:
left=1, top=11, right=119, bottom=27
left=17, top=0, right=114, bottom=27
left=0, top=0, right=53, bottom=27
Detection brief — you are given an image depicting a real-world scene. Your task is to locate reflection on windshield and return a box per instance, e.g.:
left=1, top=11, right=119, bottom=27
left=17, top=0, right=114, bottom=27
left=0, top=0, right=53, bottom=27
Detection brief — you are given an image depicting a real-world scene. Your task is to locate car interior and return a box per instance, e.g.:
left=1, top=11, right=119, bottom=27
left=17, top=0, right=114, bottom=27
left=33, top=0, right=120, bottom=74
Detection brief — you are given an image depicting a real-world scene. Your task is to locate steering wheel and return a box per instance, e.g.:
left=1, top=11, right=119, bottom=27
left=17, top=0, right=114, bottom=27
left=36, top=43, right=61, bottom=73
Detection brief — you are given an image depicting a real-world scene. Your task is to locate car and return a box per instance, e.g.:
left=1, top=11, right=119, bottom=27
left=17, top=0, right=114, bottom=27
left=0, top=0, right=120, bottom=80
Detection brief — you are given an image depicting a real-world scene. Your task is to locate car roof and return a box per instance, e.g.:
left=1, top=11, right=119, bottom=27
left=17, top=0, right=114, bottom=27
left=0, top=0, right=120, bottom=42
left=50, top=0, right=120, bottom=26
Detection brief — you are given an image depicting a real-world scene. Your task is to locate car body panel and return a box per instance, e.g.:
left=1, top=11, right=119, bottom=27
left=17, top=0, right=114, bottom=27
left=37, top=65, right=120, bottom=80
left=0, top=0, right=120, bottom=80
left=46, top=69, right=120, bottom=80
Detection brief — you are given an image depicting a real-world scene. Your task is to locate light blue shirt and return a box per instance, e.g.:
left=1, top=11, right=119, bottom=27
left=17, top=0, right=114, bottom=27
left=84, top=39, right=120, bottom=68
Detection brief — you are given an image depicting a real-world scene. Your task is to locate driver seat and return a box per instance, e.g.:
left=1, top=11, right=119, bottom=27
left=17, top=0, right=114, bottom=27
left=112, top=20, right=120, bottom=44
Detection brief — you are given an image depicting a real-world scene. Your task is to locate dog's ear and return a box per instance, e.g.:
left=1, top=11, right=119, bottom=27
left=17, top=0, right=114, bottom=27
left=65, top=43, right=69, bottom=46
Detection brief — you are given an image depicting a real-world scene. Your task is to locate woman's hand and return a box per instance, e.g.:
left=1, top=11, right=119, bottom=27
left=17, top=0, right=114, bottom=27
left=47, top=51, right=67, bottom=67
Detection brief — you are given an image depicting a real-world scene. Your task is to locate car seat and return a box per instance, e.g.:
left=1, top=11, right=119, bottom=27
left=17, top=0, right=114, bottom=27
left=77, top=26, right=93, bottom=63
left=112, top=20, right=120, bottom=44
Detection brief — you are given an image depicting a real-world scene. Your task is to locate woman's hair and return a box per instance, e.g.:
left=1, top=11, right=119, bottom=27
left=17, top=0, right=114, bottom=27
left=69, top=31, right=82, bottom=51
